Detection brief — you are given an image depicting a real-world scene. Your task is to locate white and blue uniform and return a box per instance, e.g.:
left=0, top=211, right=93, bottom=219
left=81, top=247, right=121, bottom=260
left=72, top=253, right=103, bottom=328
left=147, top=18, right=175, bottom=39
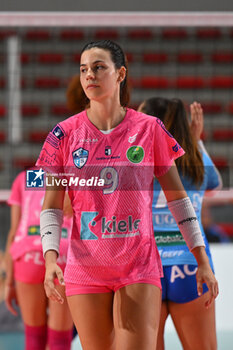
left=153, top=145, right=222, bottom=302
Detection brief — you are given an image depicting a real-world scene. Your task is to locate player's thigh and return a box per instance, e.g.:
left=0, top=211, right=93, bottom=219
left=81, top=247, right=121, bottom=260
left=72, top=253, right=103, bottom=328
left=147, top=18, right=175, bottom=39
left=15, top=281, right=47, bottom=326
left=48, top=284, right=73, bottom=331
left=114, top=283, right=162, bottom=350
left=14, top=252, right=48, bottom=326
left=67, top=292, right=115, bottom=350
left=169, top=292, right=217, bottom=350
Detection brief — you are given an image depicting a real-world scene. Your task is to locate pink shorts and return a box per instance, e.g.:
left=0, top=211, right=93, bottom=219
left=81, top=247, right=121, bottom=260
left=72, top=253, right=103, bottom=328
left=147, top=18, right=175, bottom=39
left=65, top=278, right=161, bottom=296
left=14, top=251, right=67, bottom=284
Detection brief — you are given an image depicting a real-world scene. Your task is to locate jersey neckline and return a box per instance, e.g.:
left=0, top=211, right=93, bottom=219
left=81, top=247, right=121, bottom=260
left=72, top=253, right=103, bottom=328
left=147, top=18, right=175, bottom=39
left=83, top=107, right=131, bottom=138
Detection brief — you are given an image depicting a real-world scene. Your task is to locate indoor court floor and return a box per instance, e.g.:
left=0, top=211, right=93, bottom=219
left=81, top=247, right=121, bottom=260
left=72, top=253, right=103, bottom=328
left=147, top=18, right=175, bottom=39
left=0, top=329, right=232, bottom=350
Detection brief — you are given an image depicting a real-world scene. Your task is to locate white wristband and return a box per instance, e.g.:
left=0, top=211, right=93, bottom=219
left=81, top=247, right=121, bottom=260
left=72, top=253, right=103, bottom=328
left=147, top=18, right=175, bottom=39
left=40, top=209, right=63, bottom=257
left=167, top=197, right=205, bottom=251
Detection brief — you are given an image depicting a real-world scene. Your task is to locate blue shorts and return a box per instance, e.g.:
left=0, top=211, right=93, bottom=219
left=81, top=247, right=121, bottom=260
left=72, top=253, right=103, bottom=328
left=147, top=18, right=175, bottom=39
left=161, top=264, right=209, bottom=303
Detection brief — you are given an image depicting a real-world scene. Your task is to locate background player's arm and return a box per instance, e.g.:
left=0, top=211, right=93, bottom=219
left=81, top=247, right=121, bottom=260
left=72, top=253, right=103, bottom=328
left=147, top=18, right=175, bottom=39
left=5, top=204, right=21, bottom=315
left=189, top=101, right=203, bottom=141
left=190, top=101, right=223, bottom=192
left=157, top=163, right=219, bottom=307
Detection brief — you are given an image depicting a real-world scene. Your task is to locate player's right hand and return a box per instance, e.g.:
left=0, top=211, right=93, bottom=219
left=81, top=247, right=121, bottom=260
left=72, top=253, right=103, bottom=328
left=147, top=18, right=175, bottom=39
left=5, top=284, right=18, bottom=316
left=44, top=262, right=65, bottom=304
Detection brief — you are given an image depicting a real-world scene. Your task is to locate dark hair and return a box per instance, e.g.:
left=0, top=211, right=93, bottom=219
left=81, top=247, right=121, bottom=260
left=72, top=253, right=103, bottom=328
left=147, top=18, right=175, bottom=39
left=81, top=40, right=130, bottom=107
left=66, top=74, right=89, bottom=114
left=141, top=97, right=204, bottom=186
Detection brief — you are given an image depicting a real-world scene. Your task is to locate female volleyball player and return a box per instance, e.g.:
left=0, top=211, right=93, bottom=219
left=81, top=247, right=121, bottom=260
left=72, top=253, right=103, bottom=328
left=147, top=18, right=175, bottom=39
left=139, top=98, right=220, bottom=350
left=5, top=170, right=73, bottom=350
left=37, top=40, right=218, bottom=350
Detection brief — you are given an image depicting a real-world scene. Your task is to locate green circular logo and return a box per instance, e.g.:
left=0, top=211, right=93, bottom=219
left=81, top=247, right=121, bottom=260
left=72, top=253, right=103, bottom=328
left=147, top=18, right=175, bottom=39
left=127, top=146, right=144, bottom=163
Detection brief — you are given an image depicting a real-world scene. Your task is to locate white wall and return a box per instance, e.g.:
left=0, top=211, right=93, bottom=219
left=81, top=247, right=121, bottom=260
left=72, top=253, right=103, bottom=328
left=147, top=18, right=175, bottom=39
left=210, top=244, right=233, bottom=331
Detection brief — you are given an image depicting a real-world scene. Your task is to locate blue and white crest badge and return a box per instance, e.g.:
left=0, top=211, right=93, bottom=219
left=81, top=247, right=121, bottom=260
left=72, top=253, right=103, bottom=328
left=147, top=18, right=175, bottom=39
left=73, top=148, right=89, bottom=169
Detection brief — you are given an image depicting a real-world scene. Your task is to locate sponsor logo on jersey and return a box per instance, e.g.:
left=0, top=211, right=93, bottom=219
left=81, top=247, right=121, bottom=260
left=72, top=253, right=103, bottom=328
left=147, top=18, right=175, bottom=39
left=26, top=168, right=45, bottom=188
left=96, top=155, right=120, bottom=160
left=152, top=212, right=176, bottom=227
left=28, top=225, right=40, bottom=235
left=80, top=212, right=141, bottom=240
left=128, top=133, right=138, bottom=143
left=61, top=228, right=68, bottom=238
left=73, top=148, right=89, bottom=169
left=126, top=146, right=144, bottom=163
left=154, top=231, right=185, bottom=246
left=79, top=138, right=98, bottom=143
left=96, top=149, right=120, bottom=160
left=105, top=146, right=111, bottom=156
left=172, top=142, right=181, bottom=152
left=101, top=216, right=140, bottom=235
left=158, top=248, right=185, bottom=259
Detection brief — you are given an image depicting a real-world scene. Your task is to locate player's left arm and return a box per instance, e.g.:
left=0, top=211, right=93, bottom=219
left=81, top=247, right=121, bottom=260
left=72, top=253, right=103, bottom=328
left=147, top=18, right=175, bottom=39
left=157, top=162, right=219, bottom=307
left=156, top=162, right=186, bottom=202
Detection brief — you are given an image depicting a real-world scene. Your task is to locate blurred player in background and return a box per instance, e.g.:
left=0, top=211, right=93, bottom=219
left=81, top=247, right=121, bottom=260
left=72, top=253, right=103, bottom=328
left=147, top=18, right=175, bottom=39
left=66, top=74, right=88, bottom=114
left=138, top=98, right=221, bottom=350
left=4, top=170, right=73, bottom=350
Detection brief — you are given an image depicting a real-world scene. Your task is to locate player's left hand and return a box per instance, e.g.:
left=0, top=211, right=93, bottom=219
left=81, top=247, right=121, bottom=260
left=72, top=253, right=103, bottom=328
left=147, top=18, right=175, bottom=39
left=196, top=263, right=219, bottom=309
left=44, top=262, right=65, bottom=304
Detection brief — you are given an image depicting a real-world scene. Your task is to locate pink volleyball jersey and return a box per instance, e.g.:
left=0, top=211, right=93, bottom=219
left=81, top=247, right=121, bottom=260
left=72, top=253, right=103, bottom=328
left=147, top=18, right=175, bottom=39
left=36, top=108, right=184, bottom=285
left=8, top=170, right=72, bottom=260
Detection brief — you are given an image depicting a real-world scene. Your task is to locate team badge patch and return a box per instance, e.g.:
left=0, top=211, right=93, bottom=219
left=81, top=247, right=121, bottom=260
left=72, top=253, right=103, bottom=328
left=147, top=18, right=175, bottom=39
left=73, top=148, right=89, bottom=168
left=52, top=125, right=65, bottom=140
left=127, top=146, right=144, bottom=164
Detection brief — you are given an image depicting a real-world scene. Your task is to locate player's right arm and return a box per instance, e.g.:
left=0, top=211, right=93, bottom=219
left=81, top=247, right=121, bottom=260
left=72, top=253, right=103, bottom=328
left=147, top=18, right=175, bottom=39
left=5, top=204, right=21, bottom=315
left=41, top=177, right=66, bottom=304
left=36, top=122, right=70, bottom=303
